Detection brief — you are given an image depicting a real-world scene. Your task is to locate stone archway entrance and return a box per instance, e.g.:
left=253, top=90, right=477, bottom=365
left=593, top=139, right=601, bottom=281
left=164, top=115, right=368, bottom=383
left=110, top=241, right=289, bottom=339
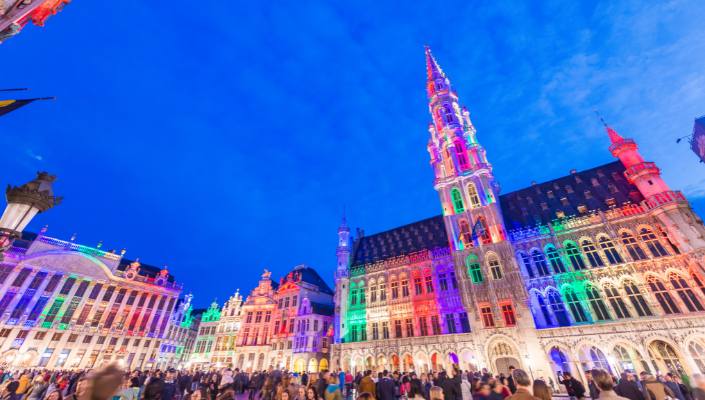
left=490, top=341, right=520, bottom=375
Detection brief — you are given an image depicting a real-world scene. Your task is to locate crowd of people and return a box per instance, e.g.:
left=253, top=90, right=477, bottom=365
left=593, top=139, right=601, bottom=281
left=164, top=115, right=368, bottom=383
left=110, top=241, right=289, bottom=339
left=1, top=364, right=705, bottom=400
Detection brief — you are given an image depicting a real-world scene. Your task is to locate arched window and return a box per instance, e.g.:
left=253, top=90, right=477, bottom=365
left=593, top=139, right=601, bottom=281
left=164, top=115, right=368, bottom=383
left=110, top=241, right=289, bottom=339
left=450, top=189, right=465, bottom=213
left=648, top=276, right=680, bottom=315
left=669, top=273, right=704, bottom=312
left=548, top=290, right=570, bottom=326
left=536, top=293, right=553, bottom=327
left=648, top=341, right=685, bottom=374
left=564, top=287, right=589, bottom=323
left=603, top=283, right=631, bottom=319
left=545, top=245, right=567, bottom=274
left=586, top=285, right=611, bottom=321
left=624, top=280, right=652, bottom=317
left=458, top=219, right=472, bottom=247
left=621, top=231, right=648, bottom=261
left=640, top=228, right=669, bottom=257
left=599, top=236, right=623, bottom=265
left=518, top=252, right=534, bottom=278
left=691, top=272, right=705, bottom=296
left=466, top=183, right=481, bottom=208
left=565, top=242, right=587, bottom=270
left=689, top=341, right=705, bottom=373
left=487, top=254, right=502, bottom=280
left=466, top=254, right=483, bottom=284
left=532, top=249, right=550, bottom=276
left=475, top=217, right=492, bottom=244
left=581, top=239, right=605, bottom=268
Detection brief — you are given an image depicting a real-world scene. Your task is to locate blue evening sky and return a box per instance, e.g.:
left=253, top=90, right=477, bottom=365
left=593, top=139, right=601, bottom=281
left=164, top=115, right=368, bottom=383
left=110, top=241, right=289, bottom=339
left=2, top=1, right=704, bottom=307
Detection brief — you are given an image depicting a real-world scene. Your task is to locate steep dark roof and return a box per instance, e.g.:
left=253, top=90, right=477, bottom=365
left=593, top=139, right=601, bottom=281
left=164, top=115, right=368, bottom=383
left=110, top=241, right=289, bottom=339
left=351, top=215, right=448, bottom=267
left=310, top=301, right=334, bottom=316
left=291, top=265, right=333, bottom=295
left=499, top=161, right=643, bottom=229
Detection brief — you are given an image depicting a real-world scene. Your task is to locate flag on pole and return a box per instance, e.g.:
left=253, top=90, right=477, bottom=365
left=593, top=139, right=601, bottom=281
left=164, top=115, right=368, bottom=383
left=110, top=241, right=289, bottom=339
left=0, top=97, right=54, bottom=117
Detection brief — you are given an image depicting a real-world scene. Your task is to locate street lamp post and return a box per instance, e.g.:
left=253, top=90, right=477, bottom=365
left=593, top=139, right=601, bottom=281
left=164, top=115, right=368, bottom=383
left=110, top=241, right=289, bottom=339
left=0, top=172, right=61, bottom=260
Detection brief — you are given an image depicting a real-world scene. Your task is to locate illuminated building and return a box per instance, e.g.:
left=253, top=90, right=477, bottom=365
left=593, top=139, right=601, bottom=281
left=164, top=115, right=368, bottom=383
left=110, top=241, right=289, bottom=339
left=159, top=294, right=200, bottom=369
left=189, top=301, right=221, bottom=368
left=0, top=0, right=70, bottom=42
left=332, top=47, right=705, bottom=382
left=211, top=290, right=243, bottom=366
left=0, top=229, right=182, bottom=369
left=231, top=266, right=334, bottom=372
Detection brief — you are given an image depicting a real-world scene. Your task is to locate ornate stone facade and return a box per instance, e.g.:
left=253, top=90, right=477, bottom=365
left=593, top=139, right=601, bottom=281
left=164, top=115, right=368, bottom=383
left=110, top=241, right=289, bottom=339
left=331, top=48, right=705, bottom=383
left=0, top=230, right=182, bottom=370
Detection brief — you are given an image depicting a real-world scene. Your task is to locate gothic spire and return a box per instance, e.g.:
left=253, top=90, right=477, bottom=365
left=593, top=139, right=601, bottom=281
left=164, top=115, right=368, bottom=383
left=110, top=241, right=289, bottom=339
left=595, top=111, right=624, bottom=144
left=425, top=46, right=450, bottom=98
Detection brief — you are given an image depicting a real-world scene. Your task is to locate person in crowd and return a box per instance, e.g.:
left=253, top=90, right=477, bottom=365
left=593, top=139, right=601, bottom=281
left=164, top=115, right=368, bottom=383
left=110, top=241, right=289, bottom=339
left=505, top=369, right=537, bottom=400
left=591, top=369, right=628, bottom=400
left=324, top=375, right=342, bottom=400
left=664, top=374, right=686, bottom=400
left=691, top=375, right=705, bottom=400
left=306, top=387, right=320, bottom=400
left=42, top=389, right=62, bottom=400
left=507, top=368, right=517, bottom=394
left=642, top=373, right=675, bottom=400
left=533, top=380, right=552, bottom=400
left=430, top=386, right=444, bottom=400
left=26, top=376, right=49, bottom=400
left=475, top=384, right=492, bottom=400
left=562, top=373, right=586, bottom=400
left=615, top=372, right=645, bottom=400
left=586, top=371, right=600, bottom=400
left=376, top=371, right=395, bottom=400
left=358, top=371, right=376, bottom=397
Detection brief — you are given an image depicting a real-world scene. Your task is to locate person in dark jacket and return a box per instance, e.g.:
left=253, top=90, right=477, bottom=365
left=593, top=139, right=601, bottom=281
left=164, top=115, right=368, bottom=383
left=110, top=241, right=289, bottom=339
left=162, top=369, right=178, bottom=400
left=587, top=371, right=600, bottom=400
left=376, top=371, right=396, bottom=400
left=563, top=372, right=586, bottom=400
left=615, top=373, right=646, bottom=400
left=507, top=367, right=517, bottom=394
left=664, top=374, right=685, bottom=400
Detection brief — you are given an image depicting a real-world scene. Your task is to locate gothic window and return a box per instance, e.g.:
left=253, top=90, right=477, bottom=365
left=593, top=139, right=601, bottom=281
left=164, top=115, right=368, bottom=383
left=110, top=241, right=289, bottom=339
left=431, top=315, right=441, bottom=335
left=518, top=252, right=534, bottom=278
left=405, top=318, right=414, bottom=337
left=564, top=287, right=589, bottom=323
left=451, top=188, right=465, bottom=213
left=370, top=285, right=377, bottom=303
left=466, top=183, right=481, bottom=208
left=459, top=312, right=471, bottom=332
left=476, top=217, right=492, bottom=244
left=565, top=242, right=587, bottom=270
left=459, top=219, right=472, bottom=247
left=598, top=236, right=623, bottom=265
left=585, top=285, right=611, bottom=321
left=401, top=279, right=410, bottom=297
left=545, top=245, right=567, bottom=274
left=621, top=231, right=648, bottom=261
left=648, top=276, right=680, bottom=315
left=532, top=249, right=550, bottom=276
left=372, top=322, right=379, bottom=340
left=391, top=281, right=399, bottom=299
left=394, top=320, right=402, bottom=338
left=604, top=284, right=631, bottom=319
left=669, top=273, right=704, bottom=312
left=445, top=314, right=457, bottom=333
left=418, top=317, right=428, bottom=336
left=692, top=272, right=705, bottom=297
left=450, top=271, right=458, bottom=289
left=379, top=281, right=387, bottom=301
left=640, top=228, right=669, bottom=257
left=689, top=341, right=705, bottom=373
left=487, top=254, right=502, bottom=280
left=548, top=289, right=571, bottom=326
left=536, top=293, right=553, bottom=326
left=359, top=287, right=366, bottom=304
left=581, top=239, right=605, bottom=268
left=350, top=289, right=357, bottom=306
left=466, top=254, right=483, bottom=284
